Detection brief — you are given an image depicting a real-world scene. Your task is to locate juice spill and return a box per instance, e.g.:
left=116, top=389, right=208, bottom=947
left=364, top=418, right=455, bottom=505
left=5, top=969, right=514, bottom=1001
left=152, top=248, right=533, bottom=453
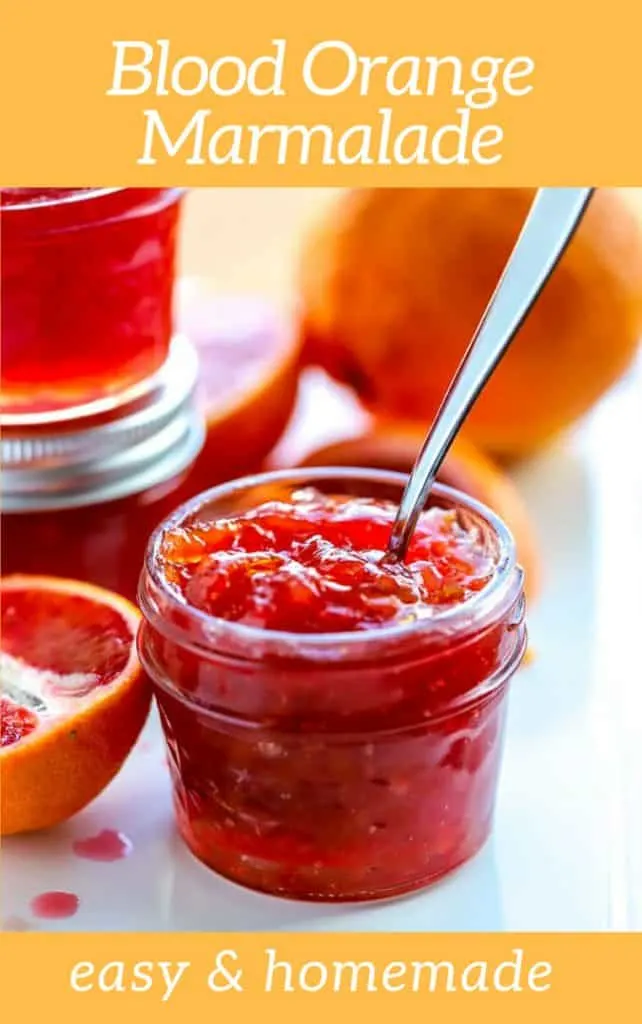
left=72, top=829, right=133, bottom=862
left=30, top=891, right=80, bottom=920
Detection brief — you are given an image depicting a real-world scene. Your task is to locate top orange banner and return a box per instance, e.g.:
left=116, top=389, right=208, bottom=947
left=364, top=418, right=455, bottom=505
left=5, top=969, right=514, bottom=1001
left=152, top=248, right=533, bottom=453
left=0, top=1, right=640, bottom=187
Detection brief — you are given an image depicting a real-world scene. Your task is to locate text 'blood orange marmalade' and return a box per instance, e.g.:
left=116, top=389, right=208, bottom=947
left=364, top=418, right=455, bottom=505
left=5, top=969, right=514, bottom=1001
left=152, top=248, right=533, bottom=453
left=139, top=476, right=527, bottom=902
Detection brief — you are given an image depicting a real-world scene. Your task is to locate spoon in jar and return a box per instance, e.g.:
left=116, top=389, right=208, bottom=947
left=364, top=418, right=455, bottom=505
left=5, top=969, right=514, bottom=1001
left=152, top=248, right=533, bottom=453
left=385, top=187, right=595, bottom=563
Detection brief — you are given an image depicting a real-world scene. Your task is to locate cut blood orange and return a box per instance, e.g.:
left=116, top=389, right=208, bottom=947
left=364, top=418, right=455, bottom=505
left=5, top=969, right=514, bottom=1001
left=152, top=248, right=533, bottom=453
left=178, top=284, right=302, bottom=489
left=1, top=575, right=151, bottom=835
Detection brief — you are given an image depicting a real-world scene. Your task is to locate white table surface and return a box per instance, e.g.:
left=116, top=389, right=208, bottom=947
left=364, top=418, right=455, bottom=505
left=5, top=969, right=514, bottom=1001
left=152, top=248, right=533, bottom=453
left=2, top=189, right=641, bottom=932
left=3, top=358, right=641, bottom=932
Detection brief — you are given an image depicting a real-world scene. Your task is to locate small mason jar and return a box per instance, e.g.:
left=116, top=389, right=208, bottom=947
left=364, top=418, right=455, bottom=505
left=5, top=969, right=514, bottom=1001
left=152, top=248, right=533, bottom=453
left=138, top=468, right=527, bottom=902
left=1, top=187, right=185, bottom=416
left=2, top=337, right=204, bottom=602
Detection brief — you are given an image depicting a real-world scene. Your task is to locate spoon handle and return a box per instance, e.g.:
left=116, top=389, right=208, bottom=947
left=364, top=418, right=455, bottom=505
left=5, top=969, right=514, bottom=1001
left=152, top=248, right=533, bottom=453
left=387, top=186, right=595, bottom=561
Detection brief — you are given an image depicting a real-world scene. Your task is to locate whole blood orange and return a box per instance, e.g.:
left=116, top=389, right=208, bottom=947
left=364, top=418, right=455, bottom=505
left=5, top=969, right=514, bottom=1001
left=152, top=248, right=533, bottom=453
left=179, top=286, right=302, bottom=488
left=299, top=425, right=540, bottom=599
left=1, top=575, right=150, bottom=835
left=298, top=188, right=642, bottom=457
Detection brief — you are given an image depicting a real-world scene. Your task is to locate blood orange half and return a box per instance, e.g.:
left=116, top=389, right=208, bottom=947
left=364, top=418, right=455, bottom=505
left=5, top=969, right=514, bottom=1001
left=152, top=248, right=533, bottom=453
left=178, top=285, right=302, bottom=489
left=1, top=575, right=151, bottom=835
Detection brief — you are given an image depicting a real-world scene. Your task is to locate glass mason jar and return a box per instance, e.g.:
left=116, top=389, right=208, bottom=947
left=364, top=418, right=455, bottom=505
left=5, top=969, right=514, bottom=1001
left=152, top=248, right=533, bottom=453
left=2, top=337, right=204, bottom=602
left=1, top=187, right=185, bottom=416
left=138, top=468, right=527, bottom=902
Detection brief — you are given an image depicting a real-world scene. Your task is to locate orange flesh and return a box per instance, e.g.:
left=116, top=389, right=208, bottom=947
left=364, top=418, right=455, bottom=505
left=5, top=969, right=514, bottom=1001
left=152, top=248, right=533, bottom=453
left=1, top=698, right=38, bottom=747
left=1, top=589, right=132, bottom=684
left=180, top=295, right=292, bottom=414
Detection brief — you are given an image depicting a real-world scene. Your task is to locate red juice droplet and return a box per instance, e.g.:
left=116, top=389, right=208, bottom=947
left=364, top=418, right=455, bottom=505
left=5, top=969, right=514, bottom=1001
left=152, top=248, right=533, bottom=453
left=72, top=829, right=133, bottom=862
left=30, top=891, right=79, bottom=919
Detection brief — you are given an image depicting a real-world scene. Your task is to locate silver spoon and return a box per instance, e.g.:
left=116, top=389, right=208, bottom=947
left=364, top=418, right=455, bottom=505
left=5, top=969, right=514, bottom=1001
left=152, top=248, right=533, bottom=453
left=386, top=187, right=595, bottom=562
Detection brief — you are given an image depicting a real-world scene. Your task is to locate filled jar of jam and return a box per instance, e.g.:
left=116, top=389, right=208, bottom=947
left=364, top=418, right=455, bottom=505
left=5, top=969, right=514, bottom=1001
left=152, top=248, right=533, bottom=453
left=138, top=468, right=527, bottom=902
left=1, top=187, right=184, bottom=416
left=2, top=337, right=204, bottom=601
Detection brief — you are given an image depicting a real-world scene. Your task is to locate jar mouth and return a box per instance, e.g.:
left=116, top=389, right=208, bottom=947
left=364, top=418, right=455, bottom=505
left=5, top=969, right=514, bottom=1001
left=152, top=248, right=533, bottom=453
left=0, top=187, right=122, bottom=211
left=141, top=467, right=523, bottom=658
left=1, top=187, right=186, bottom=235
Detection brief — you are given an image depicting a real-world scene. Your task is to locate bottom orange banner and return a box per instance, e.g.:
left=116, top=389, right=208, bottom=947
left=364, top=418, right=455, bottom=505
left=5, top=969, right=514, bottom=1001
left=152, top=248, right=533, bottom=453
left=0, top=932, right=639, bottom=1021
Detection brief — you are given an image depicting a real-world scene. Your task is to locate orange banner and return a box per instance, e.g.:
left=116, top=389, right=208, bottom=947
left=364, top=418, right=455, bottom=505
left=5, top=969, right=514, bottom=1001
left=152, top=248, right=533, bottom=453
left=0, top=0, right=641, bottom=185
left=2, top=1, right=642, bottom=1022
left=1, top=932, right=641, bottom=1021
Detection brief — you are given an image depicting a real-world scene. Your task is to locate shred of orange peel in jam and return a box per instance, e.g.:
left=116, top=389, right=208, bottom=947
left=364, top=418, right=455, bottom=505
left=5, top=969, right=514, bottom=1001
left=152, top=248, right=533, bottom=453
left=159, top=490, right=497, bottom=635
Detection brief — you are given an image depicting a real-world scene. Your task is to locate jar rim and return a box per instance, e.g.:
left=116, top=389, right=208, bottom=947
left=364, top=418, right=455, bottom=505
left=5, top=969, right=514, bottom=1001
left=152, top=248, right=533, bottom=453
left=0, top=187, right=123, bottom=211
left=0, top=187, right=187, bottom=236
left=140, top=466, right=523, bottom=658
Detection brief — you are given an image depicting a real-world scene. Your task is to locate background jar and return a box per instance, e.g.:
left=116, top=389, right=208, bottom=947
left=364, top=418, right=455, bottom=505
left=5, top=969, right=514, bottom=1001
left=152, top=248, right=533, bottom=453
left=138, top=468, right=527, bottom=902
left=1, top=187, right=185, bottom=415
left=2, top=337, right=204, bottom=602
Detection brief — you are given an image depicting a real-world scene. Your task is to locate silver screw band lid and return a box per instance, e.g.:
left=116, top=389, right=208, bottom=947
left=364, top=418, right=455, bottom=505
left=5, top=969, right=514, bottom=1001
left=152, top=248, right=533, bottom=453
left=2, top=335, right=205, bottom=512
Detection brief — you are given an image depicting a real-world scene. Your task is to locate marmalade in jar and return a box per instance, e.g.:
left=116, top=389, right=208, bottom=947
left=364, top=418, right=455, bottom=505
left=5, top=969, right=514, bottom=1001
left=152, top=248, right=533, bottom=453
left=1, top=476, right=197, bottom=603
left=138, top=470, right=526, bottom=902
left=2, top=337, right=204, bottom=601
left=1, top=188, right=184, bottom=415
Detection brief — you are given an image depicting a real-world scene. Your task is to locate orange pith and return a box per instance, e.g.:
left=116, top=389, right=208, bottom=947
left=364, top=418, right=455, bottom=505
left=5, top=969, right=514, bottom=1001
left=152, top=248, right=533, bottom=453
left=1, top=575, right=151, bottom=835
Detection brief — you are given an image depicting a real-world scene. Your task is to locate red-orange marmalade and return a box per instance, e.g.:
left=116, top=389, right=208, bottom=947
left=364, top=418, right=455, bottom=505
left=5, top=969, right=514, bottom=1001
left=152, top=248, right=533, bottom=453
left=159, top=491, right=495, bottom=632
left=139, top=475, right=526, bottom=902
left=1, top=188, right=183, bottom=414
